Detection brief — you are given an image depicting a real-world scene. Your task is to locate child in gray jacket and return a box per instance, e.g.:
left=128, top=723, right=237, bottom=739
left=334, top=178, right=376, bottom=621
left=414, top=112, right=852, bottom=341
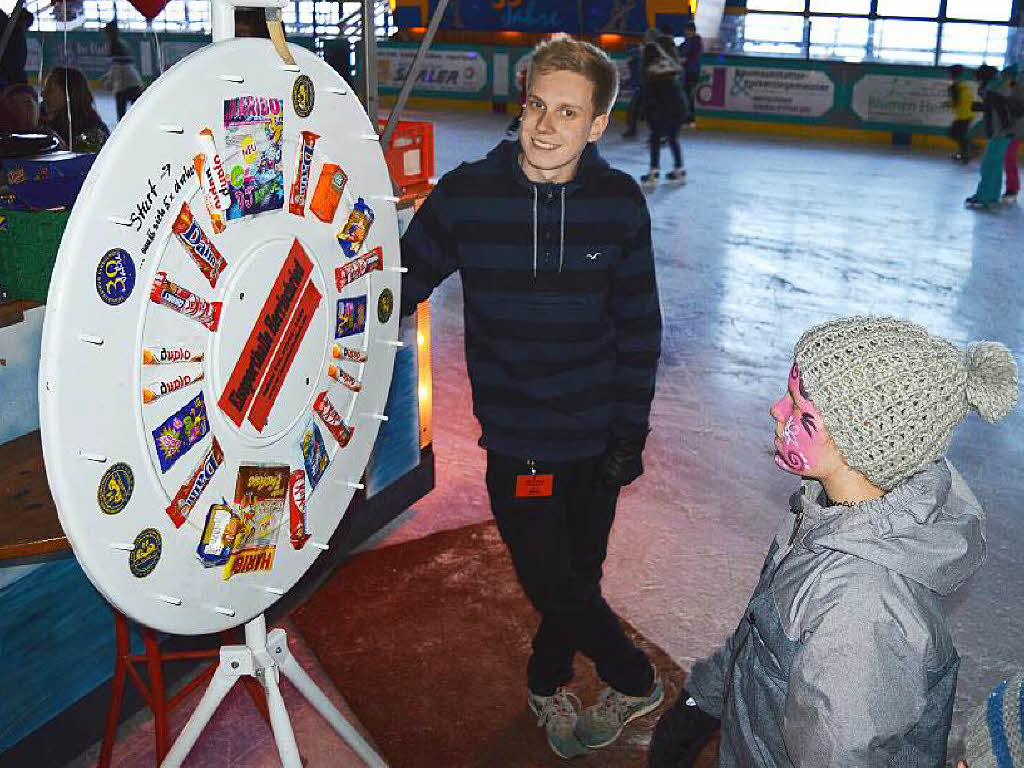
left=649, top=316, right=1019, bottom=768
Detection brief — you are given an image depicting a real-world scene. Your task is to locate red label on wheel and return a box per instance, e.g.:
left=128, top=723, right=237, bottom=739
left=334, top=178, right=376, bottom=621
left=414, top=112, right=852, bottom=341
left=218, top=239, right=312, bottom=426
left=247, top=280, right=322, bottom=431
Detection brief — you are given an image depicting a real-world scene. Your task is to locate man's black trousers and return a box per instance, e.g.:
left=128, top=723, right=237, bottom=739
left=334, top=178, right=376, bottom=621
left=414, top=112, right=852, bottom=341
left=485, top=450, right=654, bottom=698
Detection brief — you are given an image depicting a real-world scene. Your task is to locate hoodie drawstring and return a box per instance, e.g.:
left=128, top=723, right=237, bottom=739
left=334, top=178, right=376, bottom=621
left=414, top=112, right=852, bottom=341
left=559, top=187, right=565, bottom=274
left=532, top=185, right=538, bottom=279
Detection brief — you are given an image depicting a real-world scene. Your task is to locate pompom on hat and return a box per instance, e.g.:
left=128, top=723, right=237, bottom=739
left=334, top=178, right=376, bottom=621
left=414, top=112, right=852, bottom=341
left=793, top=316, right=1019, bottom=491
left=963, top=673, right=1024, bottom=768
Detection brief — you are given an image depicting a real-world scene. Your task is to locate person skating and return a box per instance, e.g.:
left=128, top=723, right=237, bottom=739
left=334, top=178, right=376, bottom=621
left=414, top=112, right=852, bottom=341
left=649, top=316, right=1018, bottom=767
left=1000, top=64, right=1022, bottom=204
left=966, top=65, right=1014, bottom=209
left=399, top=36, right=664, bottom=759
left=103, top=21, right=144, bottom=120
left=639, top=27, right=686, bottom=187
left=677, top=21, right=703, bottom=127
left=623, top=44, right=645, bottom=138
left=948, top=64, right=973, bottom=164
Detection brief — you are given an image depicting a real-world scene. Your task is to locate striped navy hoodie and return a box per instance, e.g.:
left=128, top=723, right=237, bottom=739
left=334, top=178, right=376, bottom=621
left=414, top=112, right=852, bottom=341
left=400, top=139, right=662, bottom=462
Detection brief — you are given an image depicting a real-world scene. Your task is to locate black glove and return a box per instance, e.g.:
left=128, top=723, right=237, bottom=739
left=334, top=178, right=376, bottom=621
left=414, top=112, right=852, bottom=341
left=648, top=689, right=720, bottom=768
left=599, top=429, right=648, bottom=487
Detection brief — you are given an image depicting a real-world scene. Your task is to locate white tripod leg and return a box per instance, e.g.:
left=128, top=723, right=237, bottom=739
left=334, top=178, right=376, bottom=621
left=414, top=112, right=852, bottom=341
left=161, top=646, right=250, bottom=768
left=262, top=663, right=303, bottom=768
left=268, top=628, right=388, bottom=768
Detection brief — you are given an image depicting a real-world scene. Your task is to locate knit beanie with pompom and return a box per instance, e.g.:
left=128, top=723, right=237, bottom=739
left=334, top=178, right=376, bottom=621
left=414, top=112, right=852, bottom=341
left=793, top=316, right=1019, bottom=491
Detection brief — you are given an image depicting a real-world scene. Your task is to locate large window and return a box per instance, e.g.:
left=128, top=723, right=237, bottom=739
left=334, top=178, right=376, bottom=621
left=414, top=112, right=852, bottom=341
left=2, top=0, right=387, bottom=39
left=721, top=0, right=1018, bottom=66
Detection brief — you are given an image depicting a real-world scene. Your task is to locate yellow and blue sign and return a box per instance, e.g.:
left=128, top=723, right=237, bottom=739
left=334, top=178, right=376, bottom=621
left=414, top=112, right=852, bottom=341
left=95, top=248, right=136, bottom=306
left=129, top=528, right=162, bottom=577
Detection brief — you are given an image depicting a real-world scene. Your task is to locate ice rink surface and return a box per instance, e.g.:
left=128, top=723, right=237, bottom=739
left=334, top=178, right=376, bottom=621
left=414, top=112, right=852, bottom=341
left=376, top=106, right=1024, bottom=754
left=77, top=97, right=1023, bottom=764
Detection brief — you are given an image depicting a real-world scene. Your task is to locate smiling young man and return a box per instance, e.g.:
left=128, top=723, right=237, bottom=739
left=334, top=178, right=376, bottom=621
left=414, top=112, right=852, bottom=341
left=398, top=37, right=664, bottom=758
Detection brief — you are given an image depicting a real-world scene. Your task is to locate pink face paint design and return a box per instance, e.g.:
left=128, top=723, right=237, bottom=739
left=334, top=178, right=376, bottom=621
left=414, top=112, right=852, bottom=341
left=770, top=363, right=827, bottom=476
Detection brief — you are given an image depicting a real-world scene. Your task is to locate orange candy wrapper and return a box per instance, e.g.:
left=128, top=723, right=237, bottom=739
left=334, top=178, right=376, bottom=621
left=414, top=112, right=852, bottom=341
left=310, top=163, right=347, bottom=223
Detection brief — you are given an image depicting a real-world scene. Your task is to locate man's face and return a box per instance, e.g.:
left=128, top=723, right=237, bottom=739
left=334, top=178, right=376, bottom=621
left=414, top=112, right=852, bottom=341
left=770, top=363, right=837, bottom=477
left=519, top=69, right=609, bottom=184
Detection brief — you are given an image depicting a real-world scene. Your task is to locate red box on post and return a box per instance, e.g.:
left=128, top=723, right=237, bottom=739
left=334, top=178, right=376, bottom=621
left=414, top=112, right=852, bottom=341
left=376, top=118, right=435, bottom=195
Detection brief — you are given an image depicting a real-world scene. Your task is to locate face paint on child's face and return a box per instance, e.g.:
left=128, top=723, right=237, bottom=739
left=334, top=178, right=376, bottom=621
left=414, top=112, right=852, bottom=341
left=770, top=363, right=827, bottom=475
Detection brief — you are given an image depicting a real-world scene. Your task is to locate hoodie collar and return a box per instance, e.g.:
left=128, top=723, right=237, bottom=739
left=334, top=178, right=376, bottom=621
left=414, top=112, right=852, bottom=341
left=793, top=460, right=986, bottom=595
left=490, top=138, right=607, bottom=196
left=487, top=139, right=607, bottom=278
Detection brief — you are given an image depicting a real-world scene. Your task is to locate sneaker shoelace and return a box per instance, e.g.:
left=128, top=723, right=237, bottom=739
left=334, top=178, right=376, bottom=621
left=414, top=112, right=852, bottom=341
left=536, top=689, right=581, bottom=729
left=594, top=688, right=633, bottom=724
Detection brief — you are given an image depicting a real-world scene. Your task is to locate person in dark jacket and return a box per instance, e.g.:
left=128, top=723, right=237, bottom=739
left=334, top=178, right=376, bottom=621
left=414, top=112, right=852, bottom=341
left=677, top=21, right=702, bottom=126
left=966, top=65, right=1014, bottom=209
left=399, top=36, right=664, bottom=760
left=649, top=316, right=1018, bottom=768
left=640, top=28, right=686, bottom=186
left=0, top=8, right=32, bottom=90
left=623, top=44, right=644, bottom=138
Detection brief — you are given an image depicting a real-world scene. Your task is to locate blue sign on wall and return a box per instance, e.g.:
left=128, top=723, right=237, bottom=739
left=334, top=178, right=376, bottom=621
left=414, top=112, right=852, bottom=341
left=431, top=0, right=648, bottom=34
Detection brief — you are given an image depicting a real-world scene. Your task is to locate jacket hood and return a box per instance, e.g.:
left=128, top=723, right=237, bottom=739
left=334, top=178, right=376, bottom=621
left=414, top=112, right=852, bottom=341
left=798, top=459, right=986, bottom=595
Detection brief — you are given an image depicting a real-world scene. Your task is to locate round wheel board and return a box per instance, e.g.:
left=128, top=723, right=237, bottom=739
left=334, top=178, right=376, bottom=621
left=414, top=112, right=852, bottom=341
left=38, top=39, right=401, bottom=635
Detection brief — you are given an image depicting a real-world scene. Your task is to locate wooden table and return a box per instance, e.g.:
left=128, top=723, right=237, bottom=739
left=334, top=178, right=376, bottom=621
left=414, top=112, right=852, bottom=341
left=0, top=430, right=68, bottom=562
left=0, top=428, right=267, bottom=767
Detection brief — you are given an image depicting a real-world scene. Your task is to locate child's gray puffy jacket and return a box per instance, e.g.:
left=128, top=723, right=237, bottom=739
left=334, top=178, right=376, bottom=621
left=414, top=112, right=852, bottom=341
left=688, top=459, right=986, bottom=767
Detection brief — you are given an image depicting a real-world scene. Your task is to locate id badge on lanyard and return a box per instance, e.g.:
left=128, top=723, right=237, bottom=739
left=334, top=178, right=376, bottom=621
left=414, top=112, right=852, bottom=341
left=515, top=459, right=554, bottom=498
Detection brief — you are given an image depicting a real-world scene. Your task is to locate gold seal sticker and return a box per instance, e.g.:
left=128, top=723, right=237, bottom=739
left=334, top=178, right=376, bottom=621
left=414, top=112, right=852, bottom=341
left=377, top=287, right=394, bottom=324
left=97, top=462, right=135, bottom=514
left=292, top=75, right=315, bottom=118
left=129, top=528, right=162, bottom=578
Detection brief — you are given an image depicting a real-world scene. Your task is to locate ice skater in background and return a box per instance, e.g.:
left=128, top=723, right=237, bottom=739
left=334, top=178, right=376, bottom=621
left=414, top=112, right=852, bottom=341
left=966, top=65, right=1014, bottom=209
left=648, top=316, right=1018, bottom=767
left=622, top=43, right=645, bottom=138
left=1000, top=64, right=1023, bottom=204
left=677, top=21, right=703, bottom=128
left=948, top=64, right=973, bottom=165
left=640, top=27, right=686, bottom=187
left=103, top=21, right=143, bottom=120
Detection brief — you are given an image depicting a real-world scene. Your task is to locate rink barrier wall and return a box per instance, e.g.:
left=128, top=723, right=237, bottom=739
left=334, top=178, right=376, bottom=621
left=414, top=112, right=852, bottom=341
left=21, top=30, right=1009, bottom=152
left=365, top=42, right=1018, bottom=152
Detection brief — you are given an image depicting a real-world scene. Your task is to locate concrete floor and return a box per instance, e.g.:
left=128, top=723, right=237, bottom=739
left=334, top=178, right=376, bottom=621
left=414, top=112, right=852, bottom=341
left=81, top=98, right=1024, bottom=765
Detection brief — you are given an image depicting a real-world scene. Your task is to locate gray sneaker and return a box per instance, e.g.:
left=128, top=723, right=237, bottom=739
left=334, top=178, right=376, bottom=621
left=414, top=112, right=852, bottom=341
left=528, top=688, right=590, bottom=759
left=575, top=676, right=665, bottom=749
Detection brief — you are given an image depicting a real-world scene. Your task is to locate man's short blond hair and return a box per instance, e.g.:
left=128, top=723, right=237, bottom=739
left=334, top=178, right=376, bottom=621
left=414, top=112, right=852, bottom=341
left=527, top=37, right=620, bottom=117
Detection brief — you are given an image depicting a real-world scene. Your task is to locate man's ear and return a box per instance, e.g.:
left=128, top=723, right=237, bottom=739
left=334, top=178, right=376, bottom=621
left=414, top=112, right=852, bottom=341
left=588, top=111, right=610, bottom=143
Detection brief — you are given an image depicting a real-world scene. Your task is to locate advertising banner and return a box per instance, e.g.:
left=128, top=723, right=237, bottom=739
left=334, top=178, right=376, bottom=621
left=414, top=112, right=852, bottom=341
left=429, top=0, right=647, bottom=34
left=851, top=74, right=972, bottom=129
left=696, top=64, right=835, bottom=118
left=378, top=47, right=488, bottom=94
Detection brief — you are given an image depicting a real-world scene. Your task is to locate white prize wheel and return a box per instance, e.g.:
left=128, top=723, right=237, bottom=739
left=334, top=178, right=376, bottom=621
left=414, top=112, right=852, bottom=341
left=39, top=21, right=400, bottom=637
